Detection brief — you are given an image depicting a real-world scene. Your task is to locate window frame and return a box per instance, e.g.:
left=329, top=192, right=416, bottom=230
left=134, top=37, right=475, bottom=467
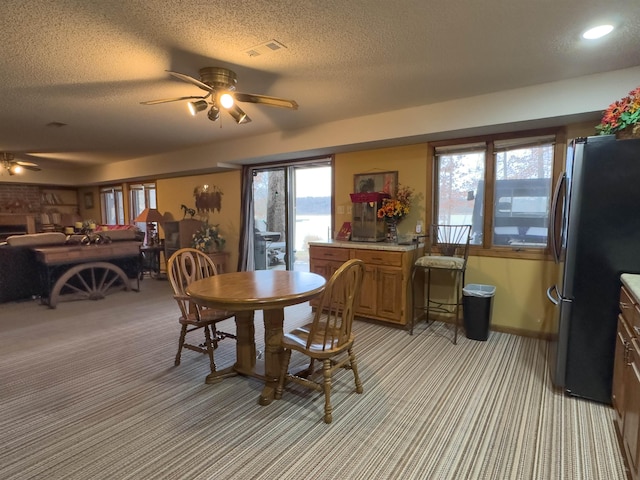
left=99, top=185, right=125, bottom=225
left=129, top=182, right=157, bottom=220
left=429, top=127, right=566, bottom=260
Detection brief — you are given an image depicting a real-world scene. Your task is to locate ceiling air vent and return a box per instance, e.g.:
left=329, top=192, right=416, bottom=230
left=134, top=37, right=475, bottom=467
left=244, top=39, right=287, bottom=57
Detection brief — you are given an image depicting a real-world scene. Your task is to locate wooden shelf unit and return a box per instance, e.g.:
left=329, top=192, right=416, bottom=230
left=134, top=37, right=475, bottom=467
left=39, top=187, right=80, bottom=231
left=163, top=219, right=201, bottom=260
left=40, top=187, right=79, bottom=211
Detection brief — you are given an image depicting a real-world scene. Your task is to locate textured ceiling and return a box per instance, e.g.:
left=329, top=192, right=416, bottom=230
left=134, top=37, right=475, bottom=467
left=1, top=0, right=639, bottom=172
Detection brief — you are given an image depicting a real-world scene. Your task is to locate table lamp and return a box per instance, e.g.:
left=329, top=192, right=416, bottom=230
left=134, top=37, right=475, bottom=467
left=134, top=208, right=164, bottom=245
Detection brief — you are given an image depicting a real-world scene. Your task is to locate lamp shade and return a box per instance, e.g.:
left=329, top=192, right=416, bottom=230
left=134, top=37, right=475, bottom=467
left=134, top=208, right=164, bottom=223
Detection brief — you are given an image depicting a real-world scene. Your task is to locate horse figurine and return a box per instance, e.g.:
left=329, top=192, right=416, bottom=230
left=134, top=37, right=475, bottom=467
left=180, top=204, right=196, bottom=219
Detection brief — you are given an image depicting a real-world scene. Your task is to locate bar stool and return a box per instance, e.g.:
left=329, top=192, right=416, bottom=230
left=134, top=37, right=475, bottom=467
left=410, top=224, right=471, bottom=344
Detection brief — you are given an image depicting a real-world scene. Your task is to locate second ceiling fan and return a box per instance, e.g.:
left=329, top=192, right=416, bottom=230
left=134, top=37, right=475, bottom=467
left=1, top=152, right=41, bottom=175
left=141, top=67, right=298, bottom=125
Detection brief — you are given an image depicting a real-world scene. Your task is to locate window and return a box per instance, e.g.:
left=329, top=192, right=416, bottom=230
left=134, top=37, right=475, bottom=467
left=435, top=143, right=485, bottom=244
left=434, top=131, right=560, bottom=253
left=250, top=160, right=332, bottom=271
left=100, top=186, right=124, bottom=225
left=130, top=183, right=157, bottom=237
left=129, top=183, right=157, bottom=220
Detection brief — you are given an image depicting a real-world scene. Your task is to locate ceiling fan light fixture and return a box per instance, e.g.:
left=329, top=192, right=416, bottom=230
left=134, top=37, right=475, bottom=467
left=188, top=99, right=208, bottom=116
left=219, top=92, right=234, bottom=109
left=8, top=164, right=22, bottom=175
left=227, top=104, right=249, bottom=124
left=142, top=67, right=295, bottom=126
left=208, top=105, right=220, bottom=122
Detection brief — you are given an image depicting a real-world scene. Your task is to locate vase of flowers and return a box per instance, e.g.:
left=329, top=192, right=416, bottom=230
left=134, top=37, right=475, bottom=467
left=191, top=222, right=225, bottom=253
left=377, top=185, right=413, bottom=243
left=596, top=86, right=640, bottom=139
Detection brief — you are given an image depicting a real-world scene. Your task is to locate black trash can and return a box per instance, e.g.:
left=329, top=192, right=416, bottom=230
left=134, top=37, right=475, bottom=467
left=462, top=284, right=496, bottom=341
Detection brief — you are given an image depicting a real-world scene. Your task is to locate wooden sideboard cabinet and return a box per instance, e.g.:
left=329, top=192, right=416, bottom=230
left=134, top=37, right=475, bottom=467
left=163, top=219, right=201, bottom=259
left=163, top=220, right=228, bottom=273
left=613, top=280, right=640, bottom=480
left=206, top=251, right=229, bottom=274
left=310, top=246, right=350, bottom=280
left=309, top=242, right=419, bottom=327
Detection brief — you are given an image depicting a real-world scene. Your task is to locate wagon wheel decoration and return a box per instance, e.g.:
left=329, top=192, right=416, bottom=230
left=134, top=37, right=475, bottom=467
left=48, top=262, right=132, bottom=308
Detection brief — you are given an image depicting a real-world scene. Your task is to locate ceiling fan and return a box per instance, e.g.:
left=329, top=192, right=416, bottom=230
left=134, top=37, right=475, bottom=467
left=1, top=152, right=41, bottom=175
left=140, top=67, right=298, bottom=125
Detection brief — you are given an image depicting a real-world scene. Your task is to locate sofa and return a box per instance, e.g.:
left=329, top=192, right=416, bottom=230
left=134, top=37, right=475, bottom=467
left=0, top=228, right=144, bottom=304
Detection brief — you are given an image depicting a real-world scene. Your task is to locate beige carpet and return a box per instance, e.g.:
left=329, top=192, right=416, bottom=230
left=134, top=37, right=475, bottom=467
left=0, top=279, right=627, bottom=479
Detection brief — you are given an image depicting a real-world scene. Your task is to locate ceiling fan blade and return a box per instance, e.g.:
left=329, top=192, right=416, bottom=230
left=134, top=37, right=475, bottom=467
left=15, top=160, right=39, bottom=168
left=167, top=70, right=214, bottom=93
left=226, top=104, right=252, bottom=124
left=234, top=92, right=299, bottom=110
left=15, top=162, right=41, bottom=171
left=140, top=95, right=209, bottom=105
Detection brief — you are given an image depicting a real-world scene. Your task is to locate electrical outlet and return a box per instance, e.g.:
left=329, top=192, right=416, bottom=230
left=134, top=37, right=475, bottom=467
left=337, top=205, right=344, bottom=214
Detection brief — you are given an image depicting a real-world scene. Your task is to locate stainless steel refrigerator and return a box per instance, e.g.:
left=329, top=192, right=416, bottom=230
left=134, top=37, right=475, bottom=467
left=547, top=134, right=640, bottom=404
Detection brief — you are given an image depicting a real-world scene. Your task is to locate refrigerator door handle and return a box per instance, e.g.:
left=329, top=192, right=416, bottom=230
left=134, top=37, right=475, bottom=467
left=547, top=284, right=560, bottom=305
left=549, top=172, right=566, bottom=264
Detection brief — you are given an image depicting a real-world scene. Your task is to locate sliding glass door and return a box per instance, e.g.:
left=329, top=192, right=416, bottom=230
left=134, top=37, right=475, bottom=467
left=252, top=160, right=332, bottom=271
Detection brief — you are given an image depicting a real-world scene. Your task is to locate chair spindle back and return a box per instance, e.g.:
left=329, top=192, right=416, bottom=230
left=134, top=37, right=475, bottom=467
left=168, top=248, right=219, bottom=319
left=307, top=258, right=364, bottom=351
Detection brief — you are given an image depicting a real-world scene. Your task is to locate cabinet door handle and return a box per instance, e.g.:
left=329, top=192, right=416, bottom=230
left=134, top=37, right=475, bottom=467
left=634, top=326, right=640, bottom=337
left=620, top=301, right=630, bottom=310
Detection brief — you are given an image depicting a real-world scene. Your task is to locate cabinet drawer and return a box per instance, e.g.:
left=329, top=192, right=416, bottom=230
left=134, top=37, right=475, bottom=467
left=353, top=249, right=403, bottom=267
left=310, top=246, right=350, bottom=262
left=620, top=286, right=640, bottom=330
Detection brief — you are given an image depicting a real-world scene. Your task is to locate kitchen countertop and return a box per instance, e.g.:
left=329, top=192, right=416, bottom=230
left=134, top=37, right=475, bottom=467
left=308, top=240, right=421, bottom=252
left=621, top=273, right=640, bottom=300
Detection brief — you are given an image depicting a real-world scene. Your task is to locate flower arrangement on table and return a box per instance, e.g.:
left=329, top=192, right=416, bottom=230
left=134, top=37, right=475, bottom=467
left=191, top=221, right=225, bottom=253
left=595, top=86, right=640, bottom=137
left=377, top=184, right=413, bottom=224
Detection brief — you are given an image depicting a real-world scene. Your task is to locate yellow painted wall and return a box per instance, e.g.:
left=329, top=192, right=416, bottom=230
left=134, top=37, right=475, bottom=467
left=157, top=170, right=242, bottom=272
left=333, top=142, right=559, bottom=337
left=334, top=143, right=429, bottom=239
left=77, top=186, right=100, bottom=222
left=152, top=129, right=591, bottom=336
left=465, top=256, right=557, bottom=336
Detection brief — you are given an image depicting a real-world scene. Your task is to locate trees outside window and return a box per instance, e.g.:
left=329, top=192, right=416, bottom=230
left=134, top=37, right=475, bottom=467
left=434, top=131, right=560, bottom=253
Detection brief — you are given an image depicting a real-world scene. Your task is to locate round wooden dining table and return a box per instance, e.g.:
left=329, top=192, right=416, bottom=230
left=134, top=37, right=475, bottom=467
left=186, top=269, right=326, bottom=405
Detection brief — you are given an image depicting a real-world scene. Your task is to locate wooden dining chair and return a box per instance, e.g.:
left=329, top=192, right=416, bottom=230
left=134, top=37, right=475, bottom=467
left=167, top=248, right=236, bottom=383
left=275, top=258, right=365, bottom=423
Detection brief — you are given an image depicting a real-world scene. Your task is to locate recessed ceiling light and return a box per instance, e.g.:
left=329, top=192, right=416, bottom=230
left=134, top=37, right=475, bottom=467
left=582, top=24, right=614, bottom=40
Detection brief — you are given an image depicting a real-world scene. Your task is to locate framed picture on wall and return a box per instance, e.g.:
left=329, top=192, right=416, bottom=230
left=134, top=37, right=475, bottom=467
left=353, top=171, right=398, bottom=196
left=84, top=192, right=94, bottom=209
